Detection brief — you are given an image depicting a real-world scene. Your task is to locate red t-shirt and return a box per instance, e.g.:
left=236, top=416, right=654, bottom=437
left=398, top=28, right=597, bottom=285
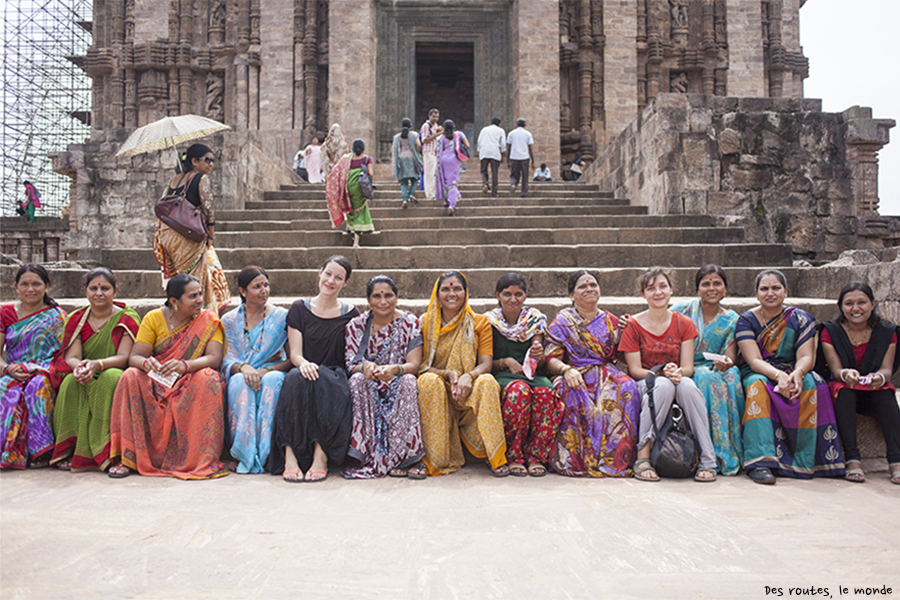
left=618, top=312, right=698, bottom=372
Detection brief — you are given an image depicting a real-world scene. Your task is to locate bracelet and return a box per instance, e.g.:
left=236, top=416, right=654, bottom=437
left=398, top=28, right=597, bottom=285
left=839, top=369, right=848, bottom=384
left=561, top=365, right=572, bottom=375
left=181, top=359, right=189, bottom=373
left=265, top=366, right=274, bottom=372
left=874, top=372, right=886, bottom=386
left=396, top=364, right=404, bottom=376
left=98, top=359, right=104, bottom=371
left=143, top=358, right=151, bottom=371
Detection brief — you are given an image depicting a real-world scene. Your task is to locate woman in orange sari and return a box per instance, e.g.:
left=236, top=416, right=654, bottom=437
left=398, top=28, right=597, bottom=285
left=108, top=274, right=229, bottom=479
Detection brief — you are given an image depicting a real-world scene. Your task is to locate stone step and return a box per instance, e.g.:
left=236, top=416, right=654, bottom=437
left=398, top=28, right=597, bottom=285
left=214, top=226, right=746, bottom=248
left=1, top=266, right=849, bottom=302
left=100, top=243, right=791, bottom=272
left=264, top=188, right=613, bottom=201
left=215, top=213, right=700, bottom=232
left=216, top=204, right=649, bottom=221
left=278, top=182, right=603, bottom=193
left=253, top=195, right=629, bottom=208
left=47, top=295, right=837, bottom=324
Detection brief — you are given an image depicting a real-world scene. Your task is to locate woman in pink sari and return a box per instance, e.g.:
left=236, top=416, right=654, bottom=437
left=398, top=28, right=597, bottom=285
left=304, top=137, right=323, bottom=183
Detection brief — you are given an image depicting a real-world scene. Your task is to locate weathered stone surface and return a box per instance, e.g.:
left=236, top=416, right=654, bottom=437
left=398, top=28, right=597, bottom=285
left=717, top=129, right=742, bottom=155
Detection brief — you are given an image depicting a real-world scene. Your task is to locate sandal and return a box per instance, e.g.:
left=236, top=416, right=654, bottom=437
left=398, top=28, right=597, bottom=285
left=527, top=463, right=547, bottom=477
left=508, top=462, right=527, bottom=477
left=447, top=207, right=455, bottom=217
left=305, top=470, right=328, bottom=483
left=694, top=467, right=718, bottom=482
left=107, top=463, right=132, bottom=479
left=389, top=467, right=408, bottom=478
left=29, top=457, right=50, bottom=469
left=409, top=196, right=419, bottom=204
left=56, top=459, right=72, bottom=471
left=844, top=460, right=865, bottom=483
left=407, top=462, right=428, bottom=480
left=282, top=470, right=303, bottom=483
left=401, top=201, right=409, bottom=210
left=633, top=458, right=659, bottom=482
left=491, top=463, right=510, bottom=478
left=890, top=463, right=900, bottom=485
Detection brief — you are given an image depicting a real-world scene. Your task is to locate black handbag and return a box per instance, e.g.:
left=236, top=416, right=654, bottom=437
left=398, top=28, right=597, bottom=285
left=154, top=172, right=208, bottom=243
left=646, top=367, right=700, bottom=478
left=357, top=157, right=374, bottom=199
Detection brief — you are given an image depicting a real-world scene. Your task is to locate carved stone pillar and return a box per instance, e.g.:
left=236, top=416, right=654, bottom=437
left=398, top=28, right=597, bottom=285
left=303, top=0, right=319, bottom=136
left=843, top=106, right=895, bottom=216
left=209, top=0, right=226, bottom=45
left=238, top=0, right=251, bottom=46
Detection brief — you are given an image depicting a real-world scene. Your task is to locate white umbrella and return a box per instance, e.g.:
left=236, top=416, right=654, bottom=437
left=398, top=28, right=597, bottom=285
left=116, top=114, right=230, bottom=171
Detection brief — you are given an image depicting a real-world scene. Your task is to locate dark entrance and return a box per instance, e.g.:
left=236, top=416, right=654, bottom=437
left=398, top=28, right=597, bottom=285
left=415, top=43, right=475, bottom=142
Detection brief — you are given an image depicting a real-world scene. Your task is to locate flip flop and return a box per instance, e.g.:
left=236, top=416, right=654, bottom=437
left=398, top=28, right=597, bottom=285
left=107, top=464, right=132, bottom=479
left=282, top=470, right=303, bottom=483
left=305, top=470, right=328, bottom=483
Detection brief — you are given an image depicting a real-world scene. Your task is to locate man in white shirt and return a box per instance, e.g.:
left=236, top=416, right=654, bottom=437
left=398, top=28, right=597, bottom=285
left=506, top=119, right=534, bottom=197
left=293, top=147, right=308, bottom=182
left=532, top=163, right=552, bottom=181
left=476, top=117, right=506, bottom=197
left=419, top=108, right=443, bottom=201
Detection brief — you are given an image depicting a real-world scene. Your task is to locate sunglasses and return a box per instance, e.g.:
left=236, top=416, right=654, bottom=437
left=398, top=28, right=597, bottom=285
left=202, top=157, right=215, bottom=164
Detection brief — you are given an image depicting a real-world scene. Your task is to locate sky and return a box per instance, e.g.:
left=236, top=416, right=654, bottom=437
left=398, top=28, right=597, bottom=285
left=800, top=0, right=900, bottom=216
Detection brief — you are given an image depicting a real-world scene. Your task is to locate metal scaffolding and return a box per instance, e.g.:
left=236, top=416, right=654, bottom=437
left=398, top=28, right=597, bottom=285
left=1, top=0, right=93, bottom=218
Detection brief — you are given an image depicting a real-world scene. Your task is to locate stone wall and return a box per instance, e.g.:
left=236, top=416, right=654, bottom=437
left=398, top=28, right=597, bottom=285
left=0, top=218, right=70, bottom=263
left=52, top=128, right=296, bottom=261
left=585, top=93, right=896, bottom=261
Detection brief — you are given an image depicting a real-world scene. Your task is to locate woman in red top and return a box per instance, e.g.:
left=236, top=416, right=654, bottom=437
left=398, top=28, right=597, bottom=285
left=618, top=267, right=717, bottom=482
left=820, top=282, right=899, bottom=484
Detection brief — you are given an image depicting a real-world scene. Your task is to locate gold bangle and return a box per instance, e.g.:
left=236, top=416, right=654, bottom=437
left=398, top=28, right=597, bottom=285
left=97, top=359, right=104, bottom=371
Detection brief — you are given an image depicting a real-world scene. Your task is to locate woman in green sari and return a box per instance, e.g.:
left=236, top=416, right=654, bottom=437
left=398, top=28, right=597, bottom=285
left=325, top=139, right=375, bottom=249
left=50, top=268, right=140, bottom=472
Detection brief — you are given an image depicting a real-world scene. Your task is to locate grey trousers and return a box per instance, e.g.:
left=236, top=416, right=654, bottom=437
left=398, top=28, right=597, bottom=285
left=637, top=376, right=717, bottom=470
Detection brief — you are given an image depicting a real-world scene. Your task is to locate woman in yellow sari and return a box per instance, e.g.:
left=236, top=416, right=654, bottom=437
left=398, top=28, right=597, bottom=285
left=108, top=274, right=229, bottom=480
left=417, top=271, right=508, bottom=476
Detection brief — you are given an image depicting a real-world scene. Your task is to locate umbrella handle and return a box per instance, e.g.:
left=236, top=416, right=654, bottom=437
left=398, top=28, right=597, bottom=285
left=173, top=146, right=184, bottom=173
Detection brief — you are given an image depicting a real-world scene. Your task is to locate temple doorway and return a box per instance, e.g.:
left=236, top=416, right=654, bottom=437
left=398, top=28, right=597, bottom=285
left=415, top=42, right=475, bottom=144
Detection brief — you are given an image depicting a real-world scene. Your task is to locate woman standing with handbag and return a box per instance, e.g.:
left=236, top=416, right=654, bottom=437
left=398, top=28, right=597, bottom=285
left=153, top=143, right=231, bottom=311
left=326, top=139, right=375, bottom=249
left=435, top=120, right=469, bottom=217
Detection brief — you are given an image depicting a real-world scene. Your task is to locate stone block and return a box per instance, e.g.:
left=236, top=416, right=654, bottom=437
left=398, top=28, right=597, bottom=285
left=708, top=191, right=749, bottom=215
left=823, top=216, right=855, bottom=235
left=801, top=98, right=823, bottom=112
left=731, top=167, right=773, bottom=189
left=785, top=213, right=819, bottom=254
left=717, top=128, right=742, bottom=155
left=740, top=154, right=780, bottom=166
left=683, top=136, right=713, bottom=168
left=809, top=164, right=835, bottom=180
left=780, top=174, right=812, bottom=193
left=824, top=234, right=856, bottom=254
left=710, top=97, right=739, bottom=113
left=682, top=190, right=708, bottom=214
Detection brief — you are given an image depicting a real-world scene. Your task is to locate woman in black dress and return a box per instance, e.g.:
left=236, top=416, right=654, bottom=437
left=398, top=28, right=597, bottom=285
left=268, top=256, right=360, bottom=482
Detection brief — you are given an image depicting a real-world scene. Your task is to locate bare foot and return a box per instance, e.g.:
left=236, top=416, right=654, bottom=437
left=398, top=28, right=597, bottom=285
left=352, top=233, right=360, bottom=249
left=306, top=442, right=328, bottom=482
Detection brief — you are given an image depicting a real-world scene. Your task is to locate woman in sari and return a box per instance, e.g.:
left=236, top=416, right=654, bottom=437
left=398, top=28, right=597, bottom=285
left=343, top=275, right=426, bottom=479
left=322, top=123, right=350, bottom=178
left=435, top=120, right=470, bottom=217
left=487, top=273, right=561, bottom=477
left=152, top=143, right=231, bottom=311
left=304, top=137, right=324, bottom=183
left=268, top=256, right=360, bottom=482
left=544, top=270, right=639, bottom=477
left=620, top=267, right=718, bottom=482
left=818, top=282, right=899, bottom=484
left=221, top=266, right=290, bottom=474
left=49, top=268, right=140, bottom=472
left=736, top=269, right=845, bottom=484
left=417, top=271, right=508, bottom=476
left=671, top=264, right=745, bottom=475
left=326, top=139, right=375, bottom=249
left=108, top=274, right=228, bottom=479
left=0, top=264, right=65, bottom=469
left=392, top=118, right=423, bottom=209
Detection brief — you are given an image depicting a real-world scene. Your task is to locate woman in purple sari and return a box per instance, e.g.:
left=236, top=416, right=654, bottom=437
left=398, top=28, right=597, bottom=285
left=543, top=270, right=640, bottom=477
left=435, top=119, right=470, bottom=217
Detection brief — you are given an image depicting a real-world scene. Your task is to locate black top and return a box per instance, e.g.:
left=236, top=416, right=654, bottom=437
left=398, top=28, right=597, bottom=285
left=167, top=172, right=203, bottom=208
left=286, top=299, right=359, bottom=368
left=818, top=319, right=900, bottom=378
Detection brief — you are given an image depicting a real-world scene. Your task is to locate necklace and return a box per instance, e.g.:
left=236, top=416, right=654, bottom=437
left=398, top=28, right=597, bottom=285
left=244, top=306, right=268, bottom=354
left=88, top=309, right=113, bottom=331
left=844, top=324, right=871, bottom=347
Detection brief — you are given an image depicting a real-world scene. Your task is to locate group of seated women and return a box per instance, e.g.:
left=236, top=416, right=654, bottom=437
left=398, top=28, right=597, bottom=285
left=1, top=260, right=897, bottom=485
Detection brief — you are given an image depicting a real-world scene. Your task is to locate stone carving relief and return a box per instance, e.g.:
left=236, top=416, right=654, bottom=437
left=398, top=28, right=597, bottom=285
left=559, top=0, right=602, bottom=172
left=669, top=0, right=688, bottom=29
left=671, top=72, right=688, bottom=93
left=206, top=72, right=225, bottom=121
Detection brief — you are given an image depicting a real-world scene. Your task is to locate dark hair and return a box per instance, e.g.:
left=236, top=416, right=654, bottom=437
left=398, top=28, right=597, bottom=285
left=540, top=163, right=547, bottom=170
left=574, top=152, right=582, bottom=162
left=516, top=119, right=526, bottom=127
left=429, top=108, right=439, bottom=116
left=164, top=274, right=200, bottom=308
left=236, top=265, right=269, bottom=303
left=401, top=118, right=412, bottom=139
left=437, top=271, right=466, bottom=293
left=84, top=267, right=117, bottom=290
left=443, top=120, right=455, bottom=140
left=694, top=264, right=728, bottom=291
left=351, top=139, right=365, bottom=155
left=366, top=274, right=398, bottom=297
left=638, top=267, right=673, bottom=292
left=15, top=264, right=57, bottom=307
left=321, top=255, right=352, bottom=281
left=491, top=117, right=501, bottom=126
left=836, top=281, right=881, bottom=328
left=495, top=273, right=528, bottom=294
left=567, top=269, right=598, bottom=295
left=754, top=269, right=787, bottom=291
left=180, top=143, right=213, bottom=173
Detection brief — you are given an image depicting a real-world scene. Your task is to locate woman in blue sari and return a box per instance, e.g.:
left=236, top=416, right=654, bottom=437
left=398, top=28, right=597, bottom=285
left=0, top=264, right=66, bottom=468
left=672, top=265, right=744, bottom=475
left=221, top=266, right=290, bottom=473
left=736, top=269, right=845, bottom=484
